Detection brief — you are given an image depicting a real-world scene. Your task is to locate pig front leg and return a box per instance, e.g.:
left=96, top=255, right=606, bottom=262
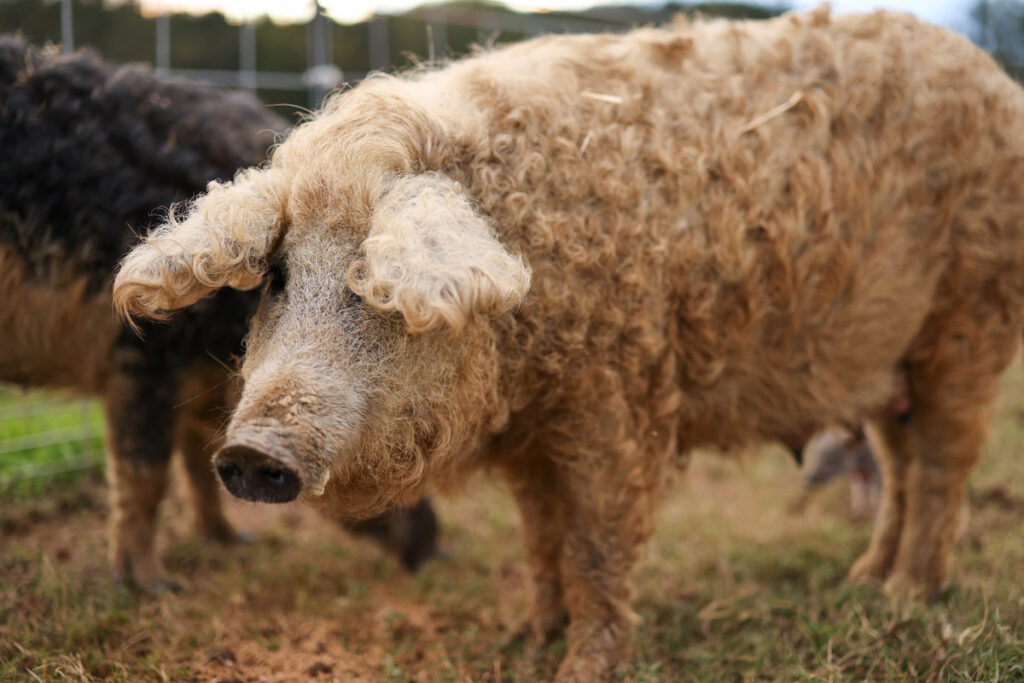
left=501, top=457, right=569, bottom=646
left=103, top=348, right=177, bottom=593
left=881, top=350, right=1013, bottom=599
left=345, top=498, right=441, bottom=571
left=551, top=443, right=661, bottom=682
left=177, top=414, right=239, bottom=544
left=883, top=412, right=983, bottom=598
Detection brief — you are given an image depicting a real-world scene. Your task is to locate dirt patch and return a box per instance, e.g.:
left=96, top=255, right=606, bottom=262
left=972, top=484, right=1024, bottom=515
left=189, top=618, right=378, bottom=682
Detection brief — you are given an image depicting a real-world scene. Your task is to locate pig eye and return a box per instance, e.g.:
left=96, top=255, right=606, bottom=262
left=265, top=262, right=287, bottom=295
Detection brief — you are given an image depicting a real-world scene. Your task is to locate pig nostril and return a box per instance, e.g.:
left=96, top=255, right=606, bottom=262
left=218, top=462, right=243, bottom=482
left=217, top=444, right=301, bottom=503
left=259, top=466, right=287, bottom=487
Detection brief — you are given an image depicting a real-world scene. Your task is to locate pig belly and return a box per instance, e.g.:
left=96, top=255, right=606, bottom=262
left=0, top=245, right=116, bottom=391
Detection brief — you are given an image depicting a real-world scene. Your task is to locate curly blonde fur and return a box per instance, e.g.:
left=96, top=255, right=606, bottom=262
left=114, top=167, right=286, bottom=323
left=348, top=173, right=531, bottom=333
left=113, top=8, right=1024, bottom=680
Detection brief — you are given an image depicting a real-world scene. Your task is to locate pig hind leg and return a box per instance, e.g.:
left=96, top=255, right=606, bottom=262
left=849, top=415, right=913, bottom=581
left=851, top=308, right=1020, bottom=598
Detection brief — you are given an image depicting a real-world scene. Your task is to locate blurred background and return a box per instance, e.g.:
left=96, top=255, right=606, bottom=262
left=2, top=0, right=1022, bottom=116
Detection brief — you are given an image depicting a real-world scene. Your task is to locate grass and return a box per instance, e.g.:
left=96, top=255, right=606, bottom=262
left=0, top=386, right=105, bottom=498
left=2, top=365, right=1024, bottom=681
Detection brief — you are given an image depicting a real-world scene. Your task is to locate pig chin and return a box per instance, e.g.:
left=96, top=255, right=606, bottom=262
left=308, top=466, right=429, bottom=521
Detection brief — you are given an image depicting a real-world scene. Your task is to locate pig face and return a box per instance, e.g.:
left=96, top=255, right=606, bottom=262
left=113, top=170, right=530, bottom=517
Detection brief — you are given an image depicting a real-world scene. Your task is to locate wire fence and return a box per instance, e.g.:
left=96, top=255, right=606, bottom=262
left=56, top=0, right=633, bottom=106
left=0, top=389, right=105, bottom=495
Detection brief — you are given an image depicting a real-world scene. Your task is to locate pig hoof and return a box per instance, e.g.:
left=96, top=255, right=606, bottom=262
left=113, top=570, right=183, bottom=596
left=233, top=528, right=256, bottom=544
left=215, top=445, right=301, bottom=503
left=205, top=522, right=255, bottom=546
left=209, top=527, right=255, bottom=545
left=502, top=610, right=569, bottom=650
left=111, top=550, right=176, bottom=596
left=848, top=551, right=890, bottom=584
left=554, top=654, right=615, bottom=683
left=149, top=576, right=184, bottom=596
left=883, top=573, right=940, bottom=602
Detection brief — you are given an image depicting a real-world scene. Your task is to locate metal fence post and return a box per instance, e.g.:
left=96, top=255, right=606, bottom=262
left=156, top=14, right=170, bottom=74
left=369, top=14, right=390, bottom=72
left=240, top=21, right=257, bottom=91
left=429, top=11, right=447, bottom=63
left=305, top=0, right=338, bottom=107
left=60, top=0, right=72, bottom=53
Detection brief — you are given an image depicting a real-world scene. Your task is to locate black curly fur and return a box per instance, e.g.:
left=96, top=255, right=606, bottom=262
left=0, top=35, right=438, bottom=574
left=0, top=33, right=277, bottom=438
left=0, top=35, right=279, bottom=285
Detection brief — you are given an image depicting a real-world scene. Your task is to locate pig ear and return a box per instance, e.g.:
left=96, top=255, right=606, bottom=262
left=348, top=174, right=531, bottom=334
left=113, top=167, right=285, bottom=323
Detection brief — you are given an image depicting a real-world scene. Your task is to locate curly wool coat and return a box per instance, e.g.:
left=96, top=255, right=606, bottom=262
left=113, top=8, right=1024, bottom=680
left=0, top=36, right=438, bottom=590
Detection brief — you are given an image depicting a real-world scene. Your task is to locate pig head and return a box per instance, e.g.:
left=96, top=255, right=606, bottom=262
left=113, top=159, right=531, bottom=518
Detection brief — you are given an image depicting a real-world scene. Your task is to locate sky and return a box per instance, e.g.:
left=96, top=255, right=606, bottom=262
left=790, top=0, right=973, bottom=30
left=137, top=0, right=977, bottom=31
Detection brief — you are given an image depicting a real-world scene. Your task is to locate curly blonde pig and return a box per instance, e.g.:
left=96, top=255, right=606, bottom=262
left=114, top=8, right=1024, bottom=680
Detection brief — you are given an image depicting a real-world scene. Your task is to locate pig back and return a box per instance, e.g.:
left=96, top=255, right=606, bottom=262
left=444, top=10, right=1024, bottom=450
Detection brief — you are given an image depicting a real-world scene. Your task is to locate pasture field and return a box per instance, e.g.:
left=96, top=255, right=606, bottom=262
left=0, top=387, right=105, bottom=498
left=1, top=363, right=1023, bottom=682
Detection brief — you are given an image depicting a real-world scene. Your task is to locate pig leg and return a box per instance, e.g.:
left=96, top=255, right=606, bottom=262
left=553, top=443, right=660, bottom=682
left=882, top=412, right=987, bottom=598
left=502, top=457, right=568, bottom=645
left=848, top=416, right=911, bottom=581
left=391, top=499, right=441, bottom=572
left=345, top=499, right=441, bottom=572
left=884, top=352, right=1015, bottom=598
left=854, top=312, right=1019, bottom=598
left=103, top=350, right=177, bottom=593
left=177, top=416, right=238, bottom=544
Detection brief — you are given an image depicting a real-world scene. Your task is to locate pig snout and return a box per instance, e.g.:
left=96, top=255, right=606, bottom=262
left=216, top=363, right=360, bottom=504
left=215, top=442, right=302, bottom=503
